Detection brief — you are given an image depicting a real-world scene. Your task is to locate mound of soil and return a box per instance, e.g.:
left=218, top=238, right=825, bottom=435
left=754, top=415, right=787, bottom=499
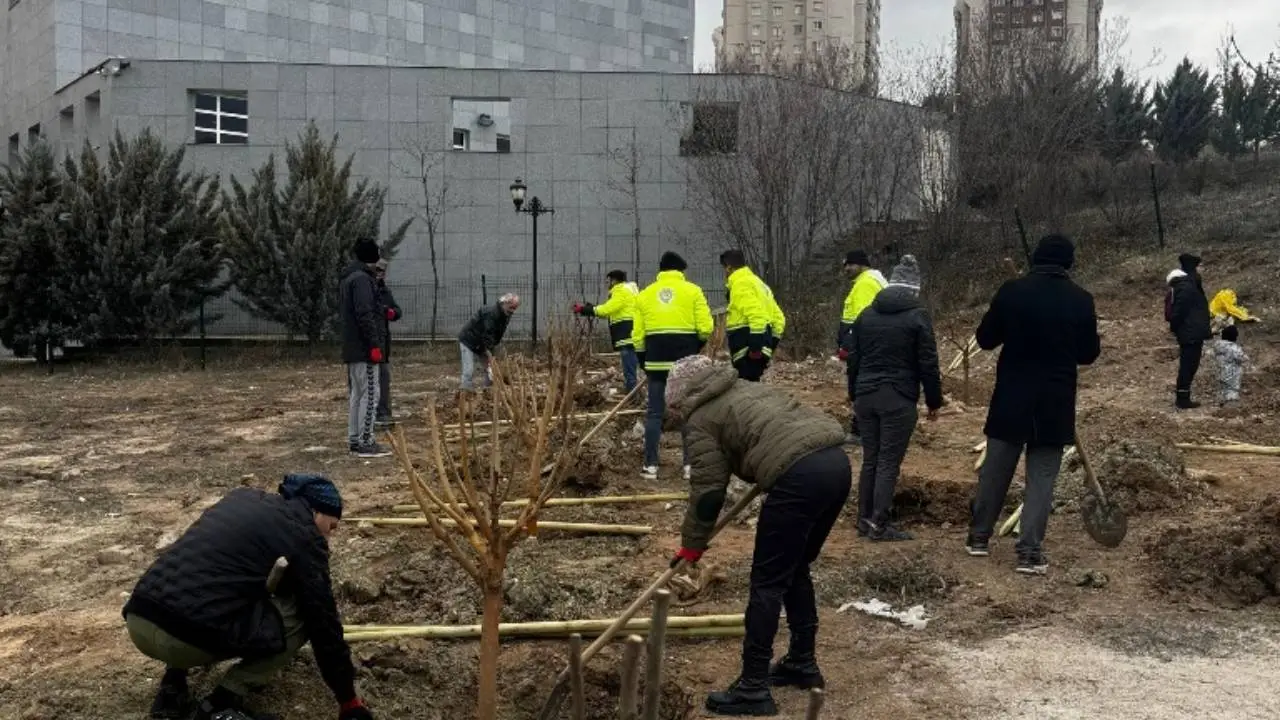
left=891, top=475, right=976, bottom=525
left=507, top=645, right=695, bottom=720
left=1147, top=494, right=1280, bottom=607
left=814, top=553, right=955, bottom=605
left=503, top=536, right=649, bottom=621
left=1059, top=440, right=1202, bottom=514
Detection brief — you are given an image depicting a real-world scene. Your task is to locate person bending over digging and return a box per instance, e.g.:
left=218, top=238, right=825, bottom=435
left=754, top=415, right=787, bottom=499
left=122, top=474, right=374, bottom=720
left=457, top=293, right=519, bottom=391
left=664, top=355, right=851, bottom=716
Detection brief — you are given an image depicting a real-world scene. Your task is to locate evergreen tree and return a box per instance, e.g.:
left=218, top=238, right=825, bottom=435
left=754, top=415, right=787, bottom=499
left=59, top=130, right=225, bottom=345
left=220, top=122, right=410, bottom=344
left=1152, top=58, right=1219, bottom=163
left=1212, top=62, right=1249, bottom=160
left=1097, top=67, right=1153, bottom=164
left=1243, top=68, right=1279, bottom=158
left=0, top=142, right=72, bottom=361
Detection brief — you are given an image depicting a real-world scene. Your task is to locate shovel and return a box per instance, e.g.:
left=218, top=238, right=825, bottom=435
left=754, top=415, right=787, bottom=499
left=1075, top=432, right=1127, bottom=548
left=536, top=485, right=764, bottom=720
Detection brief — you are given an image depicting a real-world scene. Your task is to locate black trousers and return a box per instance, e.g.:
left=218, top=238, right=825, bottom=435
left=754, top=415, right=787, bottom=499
left=742, top=446, right=852, bottom=680
left=734, top=355, right=769, bottom=382
left=854, top=387, right=918, bottom=526
left=377, top=361, right=392, bottom=420
left=845, top=361, right=859, bottom=436
left=1176, top=342, right=1203, bottom=393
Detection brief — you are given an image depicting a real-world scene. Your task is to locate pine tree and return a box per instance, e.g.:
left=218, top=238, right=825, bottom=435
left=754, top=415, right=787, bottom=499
left=221, top=122, right=411, bottom=344
left=1243, top=68, right=1279, bottom=159
left=1097, top=67, right=1153, bottom=164
left=1152, top=58, right=1219, bottom=164
left=1211, top=62, right=1249, bottom=160
left=59, top=130, right=225, bottom=345
left=0, top=141, right=72, bottom=362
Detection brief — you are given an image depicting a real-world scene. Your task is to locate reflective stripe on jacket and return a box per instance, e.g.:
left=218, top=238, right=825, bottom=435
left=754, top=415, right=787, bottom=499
left=591, top=281, right=639, bottom=348
left=632, top=271, right=714, bottom=373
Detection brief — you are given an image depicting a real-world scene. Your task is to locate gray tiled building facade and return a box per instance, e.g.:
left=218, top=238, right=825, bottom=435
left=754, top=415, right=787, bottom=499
left=2, top=0, right=694, bottom=133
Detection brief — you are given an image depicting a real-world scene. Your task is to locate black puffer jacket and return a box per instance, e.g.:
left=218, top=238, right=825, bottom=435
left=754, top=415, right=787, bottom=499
left=123, top=488, right=356, bottom=704
left=843, top=286, right=944, bottom=409
left=458, top=303, right=511, bottom=355
left=976, top=266, right=1101, bottom=447
left=1167, top=270, right=1211, bottom=345
left=339, top=261, right=385, bottom=364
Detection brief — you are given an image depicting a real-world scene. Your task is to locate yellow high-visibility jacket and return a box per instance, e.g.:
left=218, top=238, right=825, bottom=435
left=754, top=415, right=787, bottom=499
left=725, top=267, right=785, bottom=362
left=589, top=281, right=639, bottom=348
left=838, top=269, right=885, bottom=348
left=632, top=270, right=714, bottom=373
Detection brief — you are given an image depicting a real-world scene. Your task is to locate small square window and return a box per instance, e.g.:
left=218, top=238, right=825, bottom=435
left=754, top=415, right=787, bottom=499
left=1050, top=25, right=1063, bottom=37
left=772, top=5, right=782, bottom=16
left=1051, top=9, right=1064, bottom=19
left=771, top=26, right=782, bottom=37
left=750, top=5, right=761, bottom=15
left=794, top=3, right=802, bottom=13
left=752, top=25, right=761, bottom=36
left=496, top=134, right=510, bottom=154
left=793, top=24, right=803, bottom=34
left=192, top=92, right=249, bottom=145
left=812, top=20, right=822, bottom=30
left=812, top=1, right=823, bottom=11
left=680, top=102, right=739, bottom=156
left=452, top=128, right=470, bottom=150
left=750, top=44, right=762, bottom=55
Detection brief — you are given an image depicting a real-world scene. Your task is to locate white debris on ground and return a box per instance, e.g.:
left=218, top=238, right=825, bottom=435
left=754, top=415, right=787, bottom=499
left=838, top=598, right=930, bottom=630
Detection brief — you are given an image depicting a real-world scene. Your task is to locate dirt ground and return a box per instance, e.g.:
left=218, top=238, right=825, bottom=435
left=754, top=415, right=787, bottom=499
left=3, top=244, right=1280, bottom=719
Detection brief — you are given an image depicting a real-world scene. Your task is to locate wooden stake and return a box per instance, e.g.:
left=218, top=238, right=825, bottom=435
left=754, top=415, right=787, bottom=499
left=619, top=635, right=644, bottom=720
left=440, top=408, right=643, bottom=431
left=568, top=634, right=586, bottom=720
left=1176, top=443, right=1280, bottom=456
left=348, top=517, right=652, bottom=535
left=390, top=492, right=688, bottom=513
left=642, top=589, right=672, bottom=720
left=998, top=504, right=1022, bottom=537
left=806, top=688, right=825, bottom=720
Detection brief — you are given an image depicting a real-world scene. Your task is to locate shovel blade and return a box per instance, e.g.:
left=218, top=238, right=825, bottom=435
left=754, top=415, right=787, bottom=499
left=1081, top=494, right=1128, bottom=548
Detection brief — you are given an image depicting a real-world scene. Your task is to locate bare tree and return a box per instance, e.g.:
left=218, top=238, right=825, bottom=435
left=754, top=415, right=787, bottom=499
left=397, top=132, right=452, bottom=339
left=604, top=127, right=646, bottom=280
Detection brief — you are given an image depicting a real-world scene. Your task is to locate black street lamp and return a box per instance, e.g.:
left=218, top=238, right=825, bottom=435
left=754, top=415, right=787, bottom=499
left=509, top=177, right=554, bottom=347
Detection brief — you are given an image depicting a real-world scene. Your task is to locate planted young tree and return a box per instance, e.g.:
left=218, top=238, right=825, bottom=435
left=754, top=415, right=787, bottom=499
left=396, top=132, right=451, bottom=339
left=1152, top=58, right=1219, bottom=164
left=221, top=122, right=410, bottom=343
left=0, top=141, right=71, bottom=364
left=386, top=322, right=622, bottom=719
left=59, top=130, right=224, bottom=345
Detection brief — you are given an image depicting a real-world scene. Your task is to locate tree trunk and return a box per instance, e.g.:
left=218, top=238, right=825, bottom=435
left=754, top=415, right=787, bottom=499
left=429, top=226, right=440, bottom=341
left=477, top=572, right=505, bottom=720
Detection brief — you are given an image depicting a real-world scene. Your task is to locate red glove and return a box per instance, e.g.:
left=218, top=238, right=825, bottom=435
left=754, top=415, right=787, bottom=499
left=572, top=303, right=585, bottom=314
left=385, top=308, right=397, bottom=320
left=748, top=350, right=764, bottom=360
left=670, top=547, right=704, bottom=567
left=339, top=697, right=373, bottom=720
left=369, top=347, right=384, bottom=364
left=837, top=348, right=849, bottom=361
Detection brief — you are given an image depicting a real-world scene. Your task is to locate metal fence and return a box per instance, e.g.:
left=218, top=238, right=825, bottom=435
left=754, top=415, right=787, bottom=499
left=196, top=264, right=728, bottom=341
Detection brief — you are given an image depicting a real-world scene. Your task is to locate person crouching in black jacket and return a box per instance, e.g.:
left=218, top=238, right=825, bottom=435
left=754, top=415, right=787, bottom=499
left=123, top=474, right=373, bottom=720
left=843, top=255, right=943, bottom=542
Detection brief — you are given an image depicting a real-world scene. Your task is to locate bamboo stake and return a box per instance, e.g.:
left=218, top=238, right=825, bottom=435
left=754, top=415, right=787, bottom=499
left=806, top=688, right=825, bottom=720
left=347, top=614, right=743, bottom=634
left=344, top=625, right=744, bottom=643
left=568, top=634, right=586, bottom=720
left=619, top=635, right=643, bottom=720
left=390, top=492, right=688, bottom=513
left=972, top=439, right=987, bottom=453
left=642, top=589, right=672, bottom=720
left=998, top=504, right=1022, bottom=537
left=440, top=408, right=643, bottom=431
left=974, top=446, right=987, bottom=472
left=1208, top=436, right=1252, bottom=446
left=348, top=517, right=653, bottom=536
left=1176, top=443, right=1280, bottom=456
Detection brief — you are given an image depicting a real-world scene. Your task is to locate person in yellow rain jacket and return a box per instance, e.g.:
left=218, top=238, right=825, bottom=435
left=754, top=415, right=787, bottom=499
left=720, top=249, right=786, bottom=382
left=632, top=251, right=714, bottom=480
left=575, top=270, right=641, bottom=392
left=837, top=249, right=886, bottom=442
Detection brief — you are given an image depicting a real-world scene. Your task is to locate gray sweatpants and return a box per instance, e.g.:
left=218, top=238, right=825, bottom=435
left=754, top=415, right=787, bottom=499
left=347, top=361, right=380, bottom=447
left=854, top=387, right=918, bottom=527
left=969, top=438, right=1064, bottom=556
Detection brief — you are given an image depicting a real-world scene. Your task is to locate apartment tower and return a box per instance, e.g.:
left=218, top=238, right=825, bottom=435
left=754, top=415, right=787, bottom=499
left=717, top=0, right=880, bottom=91
left=955, top=0, right=1103, bottom=76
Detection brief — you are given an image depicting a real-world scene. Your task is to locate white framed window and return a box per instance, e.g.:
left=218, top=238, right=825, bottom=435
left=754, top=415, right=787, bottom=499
left=812, top=1, right=823, bottom=11
left=1050, top=25, right=1063, bottom=37
left=793, top=23, right=803, bottom=34
left=994, top=11, right=1006, bottom=22
left=1031, top=11, right=1043, bottom=22
left=193, top=93, right=247, bottom=144
left=1051, top=9, right=1064, bottom=19
left=772, top=5, right=782, bottom=16
left=792, top=45, right=802, bottom=54
left=812, top=19, right=822, bottom=30
left=751, top=25, right=761, bottom=36
left=452, top=128, right=470, bottom=150
left=794, top=3, right=802, bottom=13
left=750, top=5, right=761, bottom=15
left=771, top=26, right=782, bottom=37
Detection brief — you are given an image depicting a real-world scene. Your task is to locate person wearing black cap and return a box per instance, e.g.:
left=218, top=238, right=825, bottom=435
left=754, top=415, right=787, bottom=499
left=837, top=250, right=887, bottom=443
left=340, top=239, right=390, bottom=458
left=123, top=474, right=373, bottom=720
left=631, top=250, right=714, bottom=480
left=1164, top=252, right=1211, bottom=409
left=966, top=235, right=1100, bottom=575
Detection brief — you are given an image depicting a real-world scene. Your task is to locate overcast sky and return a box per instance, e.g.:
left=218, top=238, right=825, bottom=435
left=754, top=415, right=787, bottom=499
left=692, top=0, right=1280, bottom=85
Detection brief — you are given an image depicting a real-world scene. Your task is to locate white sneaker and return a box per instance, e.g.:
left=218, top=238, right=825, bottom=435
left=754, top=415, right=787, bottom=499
left=683, top=465, right=691, bottom=480
left=640, top=465, right=658, bottom=479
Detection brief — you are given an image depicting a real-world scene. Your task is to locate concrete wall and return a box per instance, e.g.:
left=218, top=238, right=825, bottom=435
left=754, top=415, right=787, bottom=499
left=2, top=0, right=695, bottom=139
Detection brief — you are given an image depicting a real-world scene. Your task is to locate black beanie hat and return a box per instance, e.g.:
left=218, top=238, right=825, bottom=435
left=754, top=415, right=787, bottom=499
left=1221, top=324, right=1239, bottom=343
left=279, top=473, right=344, bottom=519
left=659, top=251, right=688, bottom=272
left=1178, top=253, right=1201, bottom=272
left=355, top=239, right=381, bottom=265
left=844, top=249, right=871, bottom=267
left=1032, top=234, right=1075, bottom=270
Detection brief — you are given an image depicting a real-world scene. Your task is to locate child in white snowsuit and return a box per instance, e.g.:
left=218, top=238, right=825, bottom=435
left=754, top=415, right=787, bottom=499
left=1211, top=325, right=1248, bottom=404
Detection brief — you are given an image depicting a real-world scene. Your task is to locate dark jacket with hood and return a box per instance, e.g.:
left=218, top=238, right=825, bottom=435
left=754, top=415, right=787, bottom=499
left=377, top=281, right=401, bottom=356
left=339, top=261, right=385, bottom=364
left=458, top=303, right=511, bottom=355
left=842, top=285, right=944, bottom=409
left=666, top=365, right=846, bottom=551
left=123, top=488, right=357, bottom=704
left=1166, top=269, right=1211, bottom=345
left=976, top=266, right=1101, bottom=447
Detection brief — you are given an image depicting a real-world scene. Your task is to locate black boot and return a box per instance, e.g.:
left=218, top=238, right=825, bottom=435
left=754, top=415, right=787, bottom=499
left=705, top=676, right=779, bottom=716
left=770, top=621, right=824, bottom=689
left=149, top=669, right=193, bottom=719
left=194, top=686, right=280, bottom=720
left=1175, top=390, right=1200, bottom=410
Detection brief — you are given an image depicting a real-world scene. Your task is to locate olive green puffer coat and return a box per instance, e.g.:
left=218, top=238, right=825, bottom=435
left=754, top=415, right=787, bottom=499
left=666, top=364, right=846, bottom=550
